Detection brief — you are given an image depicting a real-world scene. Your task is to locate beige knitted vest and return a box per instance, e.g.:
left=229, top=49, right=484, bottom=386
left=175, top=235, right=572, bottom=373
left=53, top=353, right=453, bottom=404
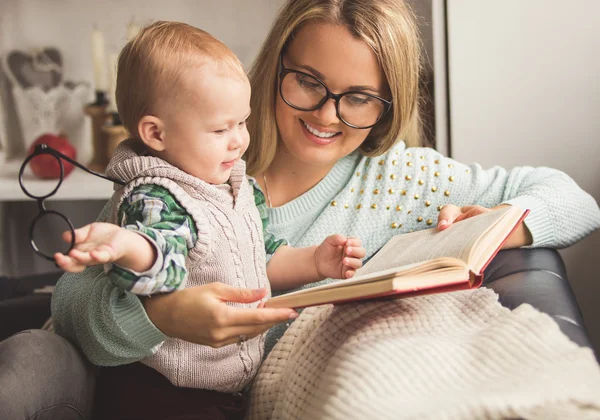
left=105, top=139, right=269, bottom=392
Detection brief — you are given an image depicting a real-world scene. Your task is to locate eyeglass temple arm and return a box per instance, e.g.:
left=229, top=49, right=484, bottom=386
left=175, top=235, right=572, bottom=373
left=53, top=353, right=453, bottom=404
left=33, top=144, right=126, bottom=185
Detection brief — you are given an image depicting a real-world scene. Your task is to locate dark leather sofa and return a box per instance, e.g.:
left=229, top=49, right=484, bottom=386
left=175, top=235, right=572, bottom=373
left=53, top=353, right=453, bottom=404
left=0, top=271, right=62, bottom=341
left=0, top=248, right=596, bottom=358
left=482, top=248, right=595, bottom=357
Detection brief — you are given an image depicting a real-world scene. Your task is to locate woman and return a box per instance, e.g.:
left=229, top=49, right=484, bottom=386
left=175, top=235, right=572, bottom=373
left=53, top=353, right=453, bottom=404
left=1, top=0, right=598, bottom=418
left=243, top=0, right=599, bottom=351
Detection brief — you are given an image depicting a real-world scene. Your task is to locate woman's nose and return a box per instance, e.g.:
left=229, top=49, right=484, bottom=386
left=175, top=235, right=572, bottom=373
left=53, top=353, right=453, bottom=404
left=311, top=98, right=339, bottom=125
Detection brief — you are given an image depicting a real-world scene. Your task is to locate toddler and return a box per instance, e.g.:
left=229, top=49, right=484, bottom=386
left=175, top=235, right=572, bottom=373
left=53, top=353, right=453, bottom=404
left=54, top=20, right=364, bottom=416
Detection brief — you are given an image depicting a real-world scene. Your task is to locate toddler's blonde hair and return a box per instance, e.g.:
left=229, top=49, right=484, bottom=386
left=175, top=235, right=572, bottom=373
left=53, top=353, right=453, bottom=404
left=116, top=21, right=246, bottom=139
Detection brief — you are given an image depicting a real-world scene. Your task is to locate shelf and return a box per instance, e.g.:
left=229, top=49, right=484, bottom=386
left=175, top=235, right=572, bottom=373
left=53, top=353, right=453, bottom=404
left=0, top=152, right=114, bottom=202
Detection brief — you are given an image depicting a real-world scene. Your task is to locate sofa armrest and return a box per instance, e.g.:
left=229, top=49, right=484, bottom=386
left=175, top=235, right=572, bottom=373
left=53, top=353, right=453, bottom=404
left=0, top=271, right=63, bottom=341
left=0, top=271, right=63, bottom=301
left=483, top=248, right=595, bottom=357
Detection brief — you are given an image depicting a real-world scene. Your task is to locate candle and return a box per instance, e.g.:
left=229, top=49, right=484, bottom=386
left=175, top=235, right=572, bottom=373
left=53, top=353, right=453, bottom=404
left=126, top=21, right=141, bottom=41
left=0, top=89, right=6, bottom=150
left=91, top=26, right=108, bottom=91
left=107, top=52, right=119, bottom=113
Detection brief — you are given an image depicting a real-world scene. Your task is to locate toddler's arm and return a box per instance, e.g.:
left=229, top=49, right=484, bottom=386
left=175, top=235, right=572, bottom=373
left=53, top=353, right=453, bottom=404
left=55, top=184, right=197, bottom=295
left=267, top=235, right=365, bottom=291
left=54, top=222, right=156, bottom=273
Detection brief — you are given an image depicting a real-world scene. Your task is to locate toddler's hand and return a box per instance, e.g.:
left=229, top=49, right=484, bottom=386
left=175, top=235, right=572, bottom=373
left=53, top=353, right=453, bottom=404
left=54, top=222, right=130, bottom=272
left=314, top=234, right=366, bottom=280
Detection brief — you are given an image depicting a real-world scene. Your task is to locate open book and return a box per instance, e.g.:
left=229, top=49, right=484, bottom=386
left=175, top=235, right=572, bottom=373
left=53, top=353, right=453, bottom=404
left=265, top=206, right=529, bottom=309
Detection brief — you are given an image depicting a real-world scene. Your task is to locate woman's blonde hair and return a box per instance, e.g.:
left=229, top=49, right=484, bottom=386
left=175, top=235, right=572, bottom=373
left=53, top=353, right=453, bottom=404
left=246, top=0, right=424, bottom=176
left=116, top=21, right=246, bottom=139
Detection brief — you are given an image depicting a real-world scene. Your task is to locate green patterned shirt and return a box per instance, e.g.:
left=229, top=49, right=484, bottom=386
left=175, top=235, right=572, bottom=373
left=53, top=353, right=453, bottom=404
left=109, top=181, right=286, bottom=294
left=249, top=179, right=288, bottom=257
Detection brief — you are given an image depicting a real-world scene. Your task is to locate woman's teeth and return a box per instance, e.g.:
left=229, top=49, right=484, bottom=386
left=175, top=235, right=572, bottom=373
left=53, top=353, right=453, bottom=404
left=303, top=121, right=338, bottom=138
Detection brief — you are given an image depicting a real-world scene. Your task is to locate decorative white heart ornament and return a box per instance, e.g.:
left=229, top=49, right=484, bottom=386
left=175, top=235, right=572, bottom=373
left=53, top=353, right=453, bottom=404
left=2, top=48, right=91, bottom=159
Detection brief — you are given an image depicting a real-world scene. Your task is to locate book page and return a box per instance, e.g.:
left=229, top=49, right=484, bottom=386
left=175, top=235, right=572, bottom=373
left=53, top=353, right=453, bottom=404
left=358, top=207, right=511, bottom=276
left=265, top=266, right=468, bottom=309
left=279, top=258, right=461, bottom=298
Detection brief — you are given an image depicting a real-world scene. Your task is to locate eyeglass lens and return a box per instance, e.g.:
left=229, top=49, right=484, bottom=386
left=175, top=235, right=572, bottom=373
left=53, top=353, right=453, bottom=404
left=30, top=210, right=74, bottom=260
left=280, top=71, right=387, bottom=128
left=20, top=153, right=63, bottom=199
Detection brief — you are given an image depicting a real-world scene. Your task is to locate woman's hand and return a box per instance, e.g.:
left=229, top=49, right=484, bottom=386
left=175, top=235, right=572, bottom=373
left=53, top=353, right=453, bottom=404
left=437, top=204, right=532, bottom=248
left=142, top=283, right=298, bottom=348
left=315, top=234, right=366, bottom=279
left=436, top=205, right=491, bottom=230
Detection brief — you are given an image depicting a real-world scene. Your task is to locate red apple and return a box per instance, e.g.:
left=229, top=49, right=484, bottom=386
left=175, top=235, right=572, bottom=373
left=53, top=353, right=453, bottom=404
left=27, top=133, right=77, bottom=179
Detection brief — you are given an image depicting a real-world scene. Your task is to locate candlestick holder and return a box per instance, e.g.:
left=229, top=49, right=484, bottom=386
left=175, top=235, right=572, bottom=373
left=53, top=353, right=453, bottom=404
left=85, top=90, right=109, bottom=172
left=102, top=114, right=128, bottom=161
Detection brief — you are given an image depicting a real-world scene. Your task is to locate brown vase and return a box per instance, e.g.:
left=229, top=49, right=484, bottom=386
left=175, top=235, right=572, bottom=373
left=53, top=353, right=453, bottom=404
left=102, top=124, right=128, bottom=162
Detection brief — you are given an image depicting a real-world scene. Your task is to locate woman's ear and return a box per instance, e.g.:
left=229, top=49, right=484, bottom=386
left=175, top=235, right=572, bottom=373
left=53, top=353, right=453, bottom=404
left=138, top=115, right=166, bottom=152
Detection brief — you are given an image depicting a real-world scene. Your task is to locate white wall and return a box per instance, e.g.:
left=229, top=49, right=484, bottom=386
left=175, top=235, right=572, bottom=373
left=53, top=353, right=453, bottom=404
left=447, top=0, right=600, bottom=348
left=0, top=0, right=284, bottom=78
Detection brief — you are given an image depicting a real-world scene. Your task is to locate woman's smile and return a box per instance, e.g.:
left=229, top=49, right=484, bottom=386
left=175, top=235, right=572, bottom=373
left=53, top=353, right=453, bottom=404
left=300, top=119, right=341, bottom=146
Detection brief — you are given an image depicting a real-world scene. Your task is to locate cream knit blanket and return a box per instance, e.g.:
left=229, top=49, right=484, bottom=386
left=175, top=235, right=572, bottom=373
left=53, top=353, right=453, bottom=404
left=248, top=288, right=600, bottom=420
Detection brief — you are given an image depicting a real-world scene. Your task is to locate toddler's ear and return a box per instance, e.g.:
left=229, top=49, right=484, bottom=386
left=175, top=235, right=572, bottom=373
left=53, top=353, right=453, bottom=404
left=138, top=115, right=166, bottom=152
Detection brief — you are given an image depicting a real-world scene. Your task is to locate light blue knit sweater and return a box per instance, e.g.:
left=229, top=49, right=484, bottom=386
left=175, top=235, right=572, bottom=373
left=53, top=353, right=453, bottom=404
left=52, top=141, right=600, bottom=365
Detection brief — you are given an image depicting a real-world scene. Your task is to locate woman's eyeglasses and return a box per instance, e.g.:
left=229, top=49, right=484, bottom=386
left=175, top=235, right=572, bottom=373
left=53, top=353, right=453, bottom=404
left=19, top=144, right=125, bottom=261
left=278, top=55, right=392, bottom=129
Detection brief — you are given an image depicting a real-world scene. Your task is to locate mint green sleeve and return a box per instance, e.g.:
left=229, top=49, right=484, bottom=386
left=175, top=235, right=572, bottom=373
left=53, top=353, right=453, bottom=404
left=51, top=201, right=168, bottom=366
left=414, top=148, right=600, bottom=248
